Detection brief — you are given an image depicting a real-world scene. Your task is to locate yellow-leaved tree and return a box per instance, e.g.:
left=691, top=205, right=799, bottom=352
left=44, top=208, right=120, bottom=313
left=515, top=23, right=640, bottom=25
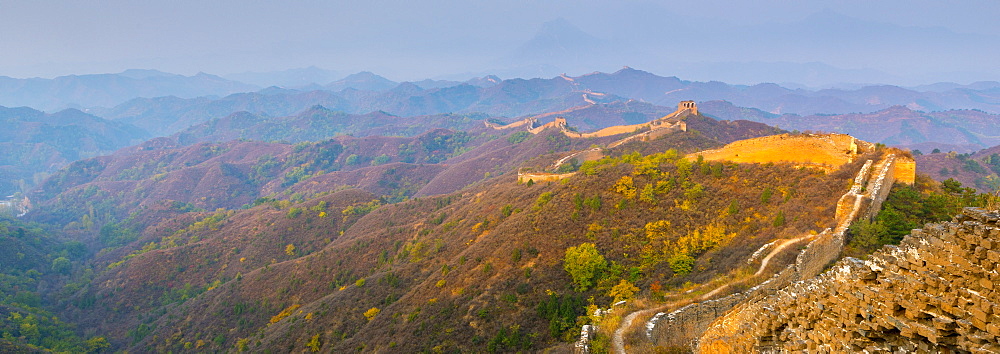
left=563, top=243, right=607, bottom=291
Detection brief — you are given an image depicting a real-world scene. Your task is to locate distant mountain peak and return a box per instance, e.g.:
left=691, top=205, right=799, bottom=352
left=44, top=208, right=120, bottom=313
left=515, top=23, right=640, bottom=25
left=344, top=71, right=383, bottom=79
left=325, top=71, right=398, bottom=92
left=610, top=67, right=653, bottom=76
left=305, top=104, right=333, bottom=113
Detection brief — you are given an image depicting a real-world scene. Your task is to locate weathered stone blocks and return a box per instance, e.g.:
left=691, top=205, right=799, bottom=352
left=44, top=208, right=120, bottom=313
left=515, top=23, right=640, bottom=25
left=697, top=208, right=1000, bottom=353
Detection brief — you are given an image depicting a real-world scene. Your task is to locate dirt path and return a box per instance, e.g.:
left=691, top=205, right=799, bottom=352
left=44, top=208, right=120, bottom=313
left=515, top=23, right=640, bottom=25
left=610, top=234, right=814, bottom=353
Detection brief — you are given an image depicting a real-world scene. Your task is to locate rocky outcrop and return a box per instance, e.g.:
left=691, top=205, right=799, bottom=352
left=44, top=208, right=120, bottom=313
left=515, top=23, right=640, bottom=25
left=699, top=208, right=1000, bottom=353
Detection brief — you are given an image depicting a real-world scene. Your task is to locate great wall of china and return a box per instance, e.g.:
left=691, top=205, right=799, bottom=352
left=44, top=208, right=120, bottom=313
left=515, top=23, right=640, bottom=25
left=540, top=113, right=920, bottom=352
left=698, top=207, right=1000, bottom=352
left=496, top=101, right=695, bottom=184
left=643, top=151, right=915, bottom=350
left=694, top=133, right=870, bottom=171
left=493, top=101, right=962, bottom=353
left=484, top=100, right=695, bottom=139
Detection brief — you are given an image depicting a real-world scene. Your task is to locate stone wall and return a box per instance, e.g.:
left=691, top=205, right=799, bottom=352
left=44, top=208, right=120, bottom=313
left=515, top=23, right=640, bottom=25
left=516, top=171, right=575, bottom=184
left=834, top=159, right=873, bottom=222
left=863, top=155, right=899, bottom=220
left=647, top=292, right=750, bottom=347
left=552, top=148, right=604, bottom=170
left=691, top=133, right=875, bottom=172
left=483, top=117, right=537, bottom=130
left=527, top=117, right=568, bottom=134
left=647, top=152, right=901, bottom=348
left=486, top=101, right=693, bottom=140
left=646, top=227, right=846, bottom=348
left=894, top=155, right=917, bottom=185
left=698, top=208, right=1000, bottom=353
left=562, top=110, right=690, bottom=139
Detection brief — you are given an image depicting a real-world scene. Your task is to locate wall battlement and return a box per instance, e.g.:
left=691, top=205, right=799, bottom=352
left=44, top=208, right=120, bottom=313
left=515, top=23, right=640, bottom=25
left=485, top=101, right=695, bottom=140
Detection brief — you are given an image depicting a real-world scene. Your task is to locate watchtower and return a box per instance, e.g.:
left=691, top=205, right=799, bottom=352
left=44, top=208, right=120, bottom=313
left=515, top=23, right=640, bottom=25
left=678, top=100, right=698, bottom=115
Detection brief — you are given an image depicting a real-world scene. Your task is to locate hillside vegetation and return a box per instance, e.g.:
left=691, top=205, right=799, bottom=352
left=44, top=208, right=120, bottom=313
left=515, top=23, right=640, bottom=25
left=35, top=124, right=857, bottom=352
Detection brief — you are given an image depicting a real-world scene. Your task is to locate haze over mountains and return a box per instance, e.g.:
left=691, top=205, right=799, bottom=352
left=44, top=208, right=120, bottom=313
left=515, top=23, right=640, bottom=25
left=4, top=66, right=1000, bottom=197
left=4, top=66, right=1000, bottom=118
left=4, top=3, right=1000, bottom=86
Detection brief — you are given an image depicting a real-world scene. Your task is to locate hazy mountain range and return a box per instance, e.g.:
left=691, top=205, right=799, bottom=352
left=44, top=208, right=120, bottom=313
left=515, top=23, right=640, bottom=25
left=3, top=66, right=1000, bottom=196
left=3, top=67, right=997, bottom=118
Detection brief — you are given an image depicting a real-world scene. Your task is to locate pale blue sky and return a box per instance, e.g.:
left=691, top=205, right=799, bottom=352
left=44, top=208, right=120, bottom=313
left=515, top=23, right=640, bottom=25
left=1, top=0, right=997, bottom=85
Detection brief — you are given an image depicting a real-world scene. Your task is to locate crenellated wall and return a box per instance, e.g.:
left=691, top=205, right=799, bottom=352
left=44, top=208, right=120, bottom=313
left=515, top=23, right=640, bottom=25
left=483, top=117, right=537, bottom=130
left=698, top=208, right=1000, bottom=353
left=486, top=101, right=694, bottom=140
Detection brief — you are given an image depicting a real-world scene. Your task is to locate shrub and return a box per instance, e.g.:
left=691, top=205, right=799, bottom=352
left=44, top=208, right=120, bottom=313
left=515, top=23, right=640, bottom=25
left=364, top=307, right=381, bottom=321
left=612, top=176, right=637, bottom=198
left=667, top=253, right=695, bottom=276
left=507, top=131, right=532, bottom=144
left=51, top=257, right=71, bottom=275
left=306, top=334, right=322, bottom=352
left=533, top=192, right=554, bottom=211
left=371, top=154, right=391, bottom=166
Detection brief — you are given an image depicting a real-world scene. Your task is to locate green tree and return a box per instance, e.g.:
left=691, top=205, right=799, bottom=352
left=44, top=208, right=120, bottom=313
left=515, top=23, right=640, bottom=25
left=847, top=218, right=889, bottom=252
left=727, top=200, right=740, bottom=215
left=507, top=131, right=532, bottom=144
left=371, top=154, right=391, bottom=166
left=761, top=187, right=774, bottom=203
left=667, top=252, right=695, bottom=276
left=563, top=243, right=607, bottom=291
left=772, top=211, right=786, bottom=227
left=51, top=257, right=71, bottom=275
